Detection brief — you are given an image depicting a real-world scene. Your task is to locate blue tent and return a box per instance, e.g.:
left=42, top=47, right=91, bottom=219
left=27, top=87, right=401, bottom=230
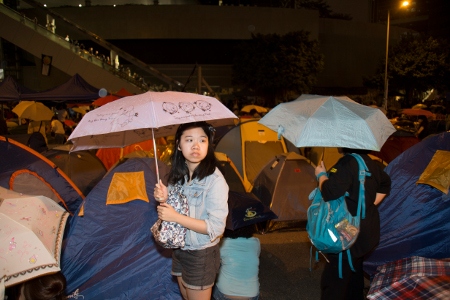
left=364, top=132, right=450, bottom=276
left=0, top=136, right=84, bottom=214
left=61, top=157, right=181, bottom=299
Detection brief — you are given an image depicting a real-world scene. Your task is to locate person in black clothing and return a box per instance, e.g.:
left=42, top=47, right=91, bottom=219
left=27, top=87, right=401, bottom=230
left=0, top=116, right=8, bottom=135
left=315, top=148, right=391, bottom=300
left=416, top=115, right=429, bottom=140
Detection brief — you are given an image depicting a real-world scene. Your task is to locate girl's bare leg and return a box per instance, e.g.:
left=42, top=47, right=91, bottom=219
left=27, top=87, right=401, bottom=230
left=177, top=277, right=188, bottom=300
left=176, top=277, right=212, bottom=300
left=186, top=287, right=212, bottom=300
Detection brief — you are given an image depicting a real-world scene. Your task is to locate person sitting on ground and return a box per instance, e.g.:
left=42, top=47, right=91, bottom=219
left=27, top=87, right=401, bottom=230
left=213, top=225, right=261, bottom=300
left=6, top=271, right=67, bottom=300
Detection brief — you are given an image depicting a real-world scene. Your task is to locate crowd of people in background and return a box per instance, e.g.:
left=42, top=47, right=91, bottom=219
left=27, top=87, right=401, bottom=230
left=66, top=38, right=150, bottom=91
left=17, top=11, right=150, bottom=92
left=1, top=102, right=82, bottom=152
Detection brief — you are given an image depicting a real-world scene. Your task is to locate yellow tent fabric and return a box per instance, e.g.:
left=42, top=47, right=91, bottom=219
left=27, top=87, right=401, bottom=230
left=416, top=150, right=450, bottom=194
left=107, top=171, right=149, bottom=204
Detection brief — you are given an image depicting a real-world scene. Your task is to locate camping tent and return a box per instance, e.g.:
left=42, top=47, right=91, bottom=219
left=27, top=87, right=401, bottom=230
left=364, top=132, right=450, bottom=276
left=216, top=152, right=246, bottom=193
left=370, top=134, right=420, bottom=164
left=215, top=119, right=299, bottom=192
left=21, top=74, right=99, bottom=102
left=251, top=152, right=316, bottom=232
left=96, top=138, right=168, bottom=170
left=43, top=145, right=107, bottom=196
left=304, top=147, right=388, bottom=170
left=0, top=136, right=84, bottom=214
left=61, top=157, right=180, bottom=299
left=302, top=147, right=342, bottom=171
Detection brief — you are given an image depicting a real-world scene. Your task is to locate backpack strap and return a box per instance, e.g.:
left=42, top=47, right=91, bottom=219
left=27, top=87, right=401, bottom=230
left=348, top=153, right=371, bottom=220
left=336, top=154, right=370, bottom=279
left=337, top=249, right=356, bottom=279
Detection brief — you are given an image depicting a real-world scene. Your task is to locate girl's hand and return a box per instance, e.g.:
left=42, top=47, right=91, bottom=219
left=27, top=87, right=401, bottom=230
left=315, top=161, right=326, bottom=176
left=154, top=180, right=168, bottom=203
left=157, top=203, right=178, bottom=222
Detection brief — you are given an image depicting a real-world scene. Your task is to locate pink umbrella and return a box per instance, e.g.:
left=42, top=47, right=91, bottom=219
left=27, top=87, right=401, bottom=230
left=68, top=91, right=238, bottom=181
left=0, top=188, right=69, bottom=292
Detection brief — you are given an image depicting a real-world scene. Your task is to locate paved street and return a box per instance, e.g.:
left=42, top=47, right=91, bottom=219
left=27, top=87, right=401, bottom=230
left=257, top=230, right=372, bottom=299
left=256, top=230, right=324, bottom=300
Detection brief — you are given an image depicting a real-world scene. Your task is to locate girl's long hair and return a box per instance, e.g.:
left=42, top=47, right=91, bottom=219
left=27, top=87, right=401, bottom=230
left=168, top=121, right=218, bottom=185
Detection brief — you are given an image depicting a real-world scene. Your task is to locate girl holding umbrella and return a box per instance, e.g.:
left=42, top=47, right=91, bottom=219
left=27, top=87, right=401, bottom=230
left=154, top=121, right=229, bottom=300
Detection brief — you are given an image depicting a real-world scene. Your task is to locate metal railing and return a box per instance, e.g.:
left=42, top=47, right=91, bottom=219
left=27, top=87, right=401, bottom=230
left=1, top=1, right=184, bottom=91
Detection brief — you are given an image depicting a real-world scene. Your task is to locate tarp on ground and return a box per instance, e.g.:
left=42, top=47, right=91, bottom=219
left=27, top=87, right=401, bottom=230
left=0, top=136, right=84, bottom=214
left=364, top=132, right=450, bottom=276
left=0, top=76, right=36, bottom=101
left=21, top=74, right=99, bottom=102
left=61, top=157, right=180, bottom=299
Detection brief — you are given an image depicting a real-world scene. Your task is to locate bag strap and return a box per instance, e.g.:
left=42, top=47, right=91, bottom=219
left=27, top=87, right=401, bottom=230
left=348, top=153, right=371, bottom=220
left=337, top=249, right=356, bottom=279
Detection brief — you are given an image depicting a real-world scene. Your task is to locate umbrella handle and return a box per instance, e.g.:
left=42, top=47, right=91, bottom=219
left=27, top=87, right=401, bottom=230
left=152, top=128, right=160, bottom=183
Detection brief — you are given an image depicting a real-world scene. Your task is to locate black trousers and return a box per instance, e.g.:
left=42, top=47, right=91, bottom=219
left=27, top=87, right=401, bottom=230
left=320, top=252, right=365, bottom=300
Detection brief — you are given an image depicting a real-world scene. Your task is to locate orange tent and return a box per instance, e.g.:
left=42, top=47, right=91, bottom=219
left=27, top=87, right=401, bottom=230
left=92, top=88, right=133, bottom=107
left=96, top=138, right=167, bottom=170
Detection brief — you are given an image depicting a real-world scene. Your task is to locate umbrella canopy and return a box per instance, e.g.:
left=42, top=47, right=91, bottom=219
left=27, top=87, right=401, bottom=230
left=226, top=191, right=277, bottom=230
left=401, top=108, right=435, bottom=118
left=0, top=187, right=69, bottom=288
left=68, top=91, right=238, bottom=151
left=71, top=106, right=90, bottom=115
left=412, top=103, right=427, bottom=109
left=12, top=101, right=54, bottom=121
left=92, top=88, right=133, bottom=107
left=69, top=91, right=238, bottom=182
left=258, top=95, right=396, bottom=151
left=241, top=105, right=268, bottom=114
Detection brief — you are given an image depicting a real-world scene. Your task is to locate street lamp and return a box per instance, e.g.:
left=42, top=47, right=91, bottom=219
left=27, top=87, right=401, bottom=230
left=383, top=1, right=410, bottom=111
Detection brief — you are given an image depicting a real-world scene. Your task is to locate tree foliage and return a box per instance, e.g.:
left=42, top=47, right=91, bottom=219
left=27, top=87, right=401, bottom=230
left=365, top=33, right=450, bottom=107
left=298, top=0, right=351, bottom=20
left=232, top=31, right=324, bottom=105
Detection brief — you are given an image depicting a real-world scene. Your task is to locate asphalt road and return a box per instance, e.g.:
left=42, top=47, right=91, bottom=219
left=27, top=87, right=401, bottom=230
left=256, top=230, right=371, bottom=300
left=256, top=230, right=324, bottom=300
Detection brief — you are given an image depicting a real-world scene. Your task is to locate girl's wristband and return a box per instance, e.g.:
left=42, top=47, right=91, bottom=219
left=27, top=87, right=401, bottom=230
left=316, top=171, right=327, bottom=181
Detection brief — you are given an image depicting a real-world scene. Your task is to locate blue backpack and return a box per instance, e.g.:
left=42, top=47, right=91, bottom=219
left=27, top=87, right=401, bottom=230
left=306, top=153, right=370, bottom=278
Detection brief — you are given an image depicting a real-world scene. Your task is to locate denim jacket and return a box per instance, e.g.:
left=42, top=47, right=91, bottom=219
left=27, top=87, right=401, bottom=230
left=170, top=167, right=229, bottom=251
